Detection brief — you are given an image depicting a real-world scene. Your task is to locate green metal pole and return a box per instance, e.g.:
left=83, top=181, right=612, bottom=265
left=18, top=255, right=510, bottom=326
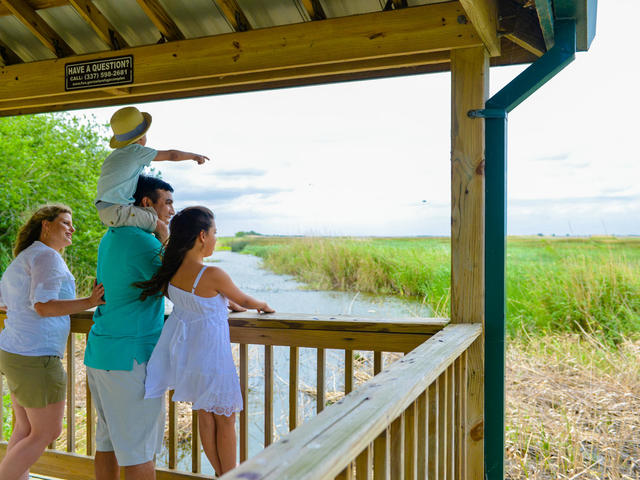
left=471, top=19, right=577, bottom=480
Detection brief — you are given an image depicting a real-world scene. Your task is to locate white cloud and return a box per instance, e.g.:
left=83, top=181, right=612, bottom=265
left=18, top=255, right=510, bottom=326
left=75, top=1, right=638, bottom=236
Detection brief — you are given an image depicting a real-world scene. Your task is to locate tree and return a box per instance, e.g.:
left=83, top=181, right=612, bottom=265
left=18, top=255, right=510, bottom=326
left=0, top=113, right=109, bottom=293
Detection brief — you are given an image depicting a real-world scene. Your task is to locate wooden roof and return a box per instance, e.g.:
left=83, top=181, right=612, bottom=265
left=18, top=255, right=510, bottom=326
left=0, top=0, right=596, bottom=116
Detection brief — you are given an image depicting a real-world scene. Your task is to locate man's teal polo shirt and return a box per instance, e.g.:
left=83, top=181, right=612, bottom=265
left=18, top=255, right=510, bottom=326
left=84, top=227, right=164, bottom=371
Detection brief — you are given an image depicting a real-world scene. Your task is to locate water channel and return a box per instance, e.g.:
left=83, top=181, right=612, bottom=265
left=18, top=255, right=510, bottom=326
left=156, top=250, right=432, bottom=474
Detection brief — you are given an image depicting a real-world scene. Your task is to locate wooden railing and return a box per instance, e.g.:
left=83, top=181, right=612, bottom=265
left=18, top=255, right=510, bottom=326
left=0, top=311, right=448, bottom=479
left=223, top=323, right=482, bottom=480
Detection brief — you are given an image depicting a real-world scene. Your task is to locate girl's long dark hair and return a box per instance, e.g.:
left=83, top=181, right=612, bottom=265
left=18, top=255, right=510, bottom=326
left=135, top=206, right=214, bottom=301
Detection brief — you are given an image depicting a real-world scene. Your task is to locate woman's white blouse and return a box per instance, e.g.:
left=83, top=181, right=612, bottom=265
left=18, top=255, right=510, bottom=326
left=0, top=241, right=75, bottom=357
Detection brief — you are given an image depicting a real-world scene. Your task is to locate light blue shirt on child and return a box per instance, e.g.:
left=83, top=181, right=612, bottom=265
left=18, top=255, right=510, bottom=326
left=95, top=143, right=157, bottom=205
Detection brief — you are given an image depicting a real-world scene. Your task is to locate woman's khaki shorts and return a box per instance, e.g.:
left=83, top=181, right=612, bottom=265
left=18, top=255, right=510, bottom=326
left=0, top=349, right=66, bottom=408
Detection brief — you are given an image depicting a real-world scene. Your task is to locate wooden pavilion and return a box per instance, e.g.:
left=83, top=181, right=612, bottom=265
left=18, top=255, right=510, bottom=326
left=0, top=0, right=597, bottom=478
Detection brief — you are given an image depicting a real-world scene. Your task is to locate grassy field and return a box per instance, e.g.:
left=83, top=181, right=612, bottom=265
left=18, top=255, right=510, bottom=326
left=222, top=234, right=640, bottom=478
left=223, top=235, right=640, bottom=343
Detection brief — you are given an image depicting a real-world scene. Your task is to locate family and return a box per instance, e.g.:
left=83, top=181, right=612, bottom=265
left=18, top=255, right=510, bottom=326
left=0, top=106, right=274, bottom=479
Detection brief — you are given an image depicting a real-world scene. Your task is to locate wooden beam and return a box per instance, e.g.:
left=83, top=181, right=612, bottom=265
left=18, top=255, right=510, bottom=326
left=0, top=0, right=75, bottom=57
left=534, top=0, right=554, bottom=50
left=67, top=0, right=129, bottom=50
left=300, top=0, right=326, bottom=20
left=0, top=37, right=22, bottom=65
left=450, top=46, right=488, bottom=480
left=499, top=2, right=546, bottom=57
left=0, top=50, right=450, bottom=114
left=213, top=0, right=251, bottom=32
left=459, top=0, right=500, bottom=56
left=0, top=0, right=64, bottom=16
left=504, top=33, right=544, bottom=57
left=135, top=0, right=185, bottom=41
left=0, top=2, right=477, bottom=105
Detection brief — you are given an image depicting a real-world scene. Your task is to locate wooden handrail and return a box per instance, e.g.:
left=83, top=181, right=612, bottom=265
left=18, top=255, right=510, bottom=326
left=0, top=311, right=459, bottom=479
left=222, top=323, right=482, bottom=479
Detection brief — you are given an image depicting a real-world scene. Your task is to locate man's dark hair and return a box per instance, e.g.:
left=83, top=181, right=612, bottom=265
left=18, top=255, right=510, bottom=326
left=133, top=175, right=174, bottom=206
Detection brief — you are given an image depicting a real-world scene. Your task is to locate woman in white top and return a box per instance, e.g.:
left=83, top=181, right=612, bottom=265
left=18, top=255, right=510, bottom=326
left=0, top=204, right=105, bottom=480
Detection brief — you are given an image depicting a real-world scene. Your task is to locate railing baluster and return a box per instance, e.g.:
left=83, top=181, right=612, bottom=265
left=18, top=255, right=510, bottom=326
left=428, top=381, right=438, bottom=479
left=192, top=410, right=201, bottom=473
left=437, top=372, right=447, bottom=479
left=86, top=371, right=94, bottom=456
left=289, top=346, right=299, bottom=431
left=404, top=401, right=417, bottom=480
left=264, top=344, right=273, bottom=447
left=239, top=343, right=248, bottom=462
left=456, top=351, right=468, bottom=480
left=0, top=375, right=3, bottom=441
left=345, top=349, right=353, bottom=395
left=447, top=365, right=455, bottom=479
left=373, top=428, right=389, bottom=480
left=66, top=334, right=76, bottom=453
left=373, top=351, right=382, bottom=375
left=355, top=444, right=372, bottom=480
left=317, top=348, right=325, bottom=413
left=416, top=391, right=428, bottom=479
left=335, top=462, right=353, bottom=479
left=168, top=391, right=177, bottom=469
left=390, top=414, right=404, bottom=479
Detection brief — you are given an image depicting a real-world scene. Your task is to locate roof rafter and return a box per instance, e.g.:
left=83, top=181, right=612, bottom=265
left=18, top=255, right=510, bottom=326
left=0, top=0, right=75, bottom=57
left=213, top=0, right=251, bottom=32
left=0, top=1, right=479, bottom=112
left=299, top=0, right=326, bottom=21
left=68, top=0, right=129, bottom=50
left=0, top=37, right=22, bottom=65
left=459, top=0, right=500, bottom=56
left=135, top=0, right=185, bottom=41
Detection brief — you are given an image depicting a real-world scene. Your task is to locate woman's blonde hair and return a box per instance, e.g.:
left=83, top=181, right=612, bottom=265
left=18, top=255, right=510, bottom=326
left=14, top=204, right=72, bottom=257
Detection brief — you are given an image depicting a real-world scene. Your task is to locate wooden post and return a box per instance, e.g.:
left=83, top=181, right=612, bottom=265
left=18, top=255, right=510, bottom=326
left=450, top=45, right=489, bottom=480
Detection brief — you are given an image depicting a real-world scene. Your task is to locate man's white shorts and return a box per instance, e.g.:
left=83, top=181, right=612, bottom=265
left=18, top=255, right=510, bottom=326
left=87, top=361, right=165, bottom=466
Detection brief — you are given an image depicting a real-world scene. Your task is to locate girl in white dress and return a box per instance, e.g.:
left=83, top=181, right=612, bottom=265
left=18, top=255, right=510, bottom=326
left=135, top=206, right=274, bottom=476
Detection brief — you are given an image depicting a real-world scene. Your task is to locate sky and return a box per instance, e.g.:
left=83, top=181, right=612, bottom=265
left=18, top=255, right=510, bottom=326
left=76, top=0, right=639, bottom=237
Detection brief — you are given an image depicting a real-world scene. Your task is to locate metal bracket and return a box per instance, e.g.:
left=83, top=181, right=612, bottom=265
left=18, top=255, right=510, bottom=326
left=468, top=108, right=507, bottom=119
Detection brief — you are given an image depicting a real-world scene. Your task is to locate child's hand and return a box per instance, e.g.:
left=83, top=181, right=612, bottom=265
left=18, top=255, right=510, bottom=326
left=155, top=220, right=169, bottom=243
left=193, top=154, right=209, bottom=165
left=228, top=300, right=247, bottom=312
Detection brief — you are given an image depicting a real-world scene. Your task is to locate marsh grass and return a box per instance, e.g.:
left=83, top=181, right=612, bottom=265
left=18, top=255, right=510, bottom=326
left=226, top=236, right=640, bottom=343
left=505, top=333, right=640, bottom=479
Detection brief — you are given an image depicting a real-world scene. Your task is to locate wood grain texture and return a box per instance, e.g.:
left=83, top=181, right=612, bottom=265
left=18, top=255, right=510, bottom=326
left=450, top=45, right=488, bottom=480
left=213, top=0, right=251, bottom=32
left=459, top=0, right=500, bottom=56
left=0, top=2, right=478, bottom=104
left=224, top=324, right=481, bottom=479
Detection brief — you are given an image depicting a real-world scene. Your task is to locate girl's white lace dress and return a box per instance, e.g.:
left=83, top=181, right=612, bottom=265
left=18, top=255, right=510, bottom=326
left=144, top=266, right=243, bottom=416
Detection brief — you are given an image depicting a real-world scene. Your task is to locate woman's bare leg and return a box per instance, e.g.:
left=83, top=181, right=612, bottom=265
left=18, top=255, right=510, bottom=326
left=198, top=410, right=222, bottom=476
left=0, top=399, right=64, bottom=480
left=2, top=395, right=31, bottom=480
left=214, top=413, right=237, bottom=474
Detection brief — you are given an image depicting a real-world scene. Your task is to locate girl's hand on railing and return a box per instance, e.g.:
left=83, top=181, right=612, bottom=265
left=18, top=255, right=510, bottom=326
left=228, top=300, right=247, bottom=312
left=257, top=302, right=274, bottom=314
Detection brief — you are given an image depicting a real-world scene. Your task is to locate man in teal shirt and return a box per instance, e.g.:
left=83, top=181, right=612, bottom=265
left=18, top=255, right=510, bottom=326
left=85, top=175, right=174, bottom=480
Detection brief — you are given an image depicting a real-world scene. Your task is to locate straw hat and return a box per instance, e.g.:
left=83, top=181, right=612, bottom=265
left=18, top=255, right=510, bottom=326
left=109, top=106, right=152, bottom=148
